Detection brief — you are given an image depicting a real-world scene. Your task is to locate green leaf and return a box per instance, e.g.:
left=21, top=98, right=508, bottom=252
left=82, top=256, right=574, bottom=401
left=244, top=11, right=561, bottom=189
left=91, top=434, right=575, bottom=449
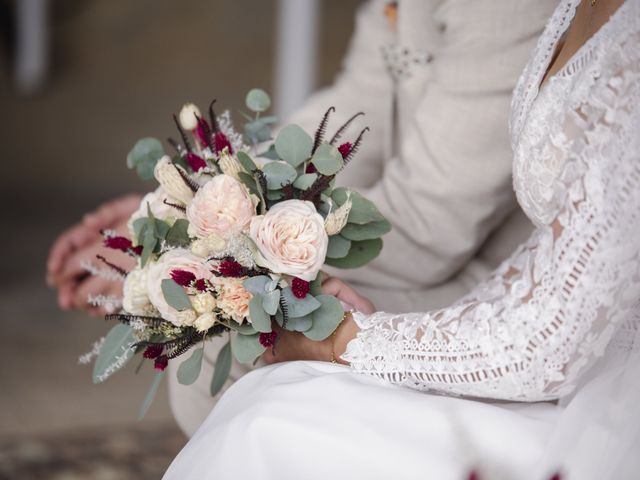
left=140, top=220, right=158, bottom=268
left=248, top=296, right=272, bottom=333
left=309, top=275, right=322, bottom=296
left=237, top=151, right=257, bottom=173
left=281, top=287, right=321, bottom=318
left=132, top=217, right=148, bottom=245
left=326, top=235, right=352, bottom=259
left=210, top=341, right=232, bottom=397
left=286, top=314, right=313, bottom=332
left=266, top=190, right=284, bottom=201
left=293, top=173, right=318, bottom=190
left=161, top=279, right=192, bottom=311
left=227, top=322, right=257, bottom=335
left=304, top=295, right=344, bottom=341
left=165, top=219, right=191, bottom=247
left=257, top=144, right=280, bottom=160
left=93, top=324, right=136, bottom=383
left=138, top=371, right=165, bottom=420
left=324, top=238, right=383, bottom=269
left=262, top=161, right=297, bottom=190
left=332, top=188, right=387, bottom=225
left=275, top=125, right=313, bottom=167
left=153, top=219, right=171, bottom=239
left=127, top=137, right=165, bottom=181
left=243, top=275, right=271, bottom=295
left=262, top=289, right=280, bottom=315
left=232, top=332, right=266, bottom=364
left=246, top=88, right=271, bottom=112
left=340, top=219, right=391, bottom=241
left=238, top=171, right=259, bottom=195
left=244, top=119, right=272, bottom=144
left=311, top=143, right=343, bottom=176
left=177, top=347, right=204, bottom=386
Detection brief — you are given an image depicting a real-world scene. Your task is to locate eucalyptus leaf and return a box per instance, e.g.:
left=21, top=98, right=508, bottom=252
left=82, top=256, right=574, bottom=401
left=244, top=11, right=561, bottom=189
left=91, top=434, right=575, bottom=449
left=244, top=119, right=272, bottom=144
left=326, top=234, right=352, bottom=259
left=324, top=238, right=383, bottom=269
left=257, top=144, right=280, bottom=160
left=285, top=314, right=313, bottom=332
left=210, top=341, right=232, bottom=396
left=309, top=275, right=322, bottom=296
left=281, top=287, right=321, bottom=318
left=238, top=171, right=260, bottom=198
left=248, top=296, right=272, bottom=333
left=332, top=188, right=387, bottom=225
left=262, top=290, right=280, bottom=316
left=237, top=151, right=257, bottom=173
left=232, top=332, right=266, bottom=364
left=165, top=219, right=191, bottom=247
left=138, top=371, right=165, bottom=420
left=340, top=219, right=391, bottom=241
left=153, top=219, right=171, bottom=239
left=263, top=161, right=297, bottom=190
left=161, top=279, right=192, bottom=311
left=93, top=324, right=135, bottom=383
left=266, top=190, right=284, bottom=201
left=304, top=295, right=344, bottom=341
left=133, top=217, right=148, bottom=245
left=293, top=173, right=318, bottom=190
left=243, top=275, right=271, bottom=295
left=227, top=322, right=258, bottom=335
left=177, top=347, right=204, bottom=385
left=275, top=125, right=313, bottom=167
left=127, top=137, right=164, bottom=181
left=311, top=143, right=343, bottom=176
left=246, top=88, right=271, bottom=112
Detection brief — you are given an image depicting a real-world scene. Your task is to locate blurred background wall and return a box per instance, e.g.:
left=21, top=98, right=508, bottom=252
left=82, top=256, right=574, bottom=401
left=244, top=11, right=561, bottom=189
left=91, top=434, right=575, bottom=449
left=0, top=1, right=360, bottom=477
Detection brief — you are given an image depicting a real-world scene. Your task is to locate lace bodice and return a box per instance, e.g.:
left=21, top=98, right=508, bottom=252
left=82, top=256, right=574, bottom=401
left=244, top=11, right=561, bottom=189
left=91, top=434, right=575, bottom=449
left=343, top=0, right=640, bottom=401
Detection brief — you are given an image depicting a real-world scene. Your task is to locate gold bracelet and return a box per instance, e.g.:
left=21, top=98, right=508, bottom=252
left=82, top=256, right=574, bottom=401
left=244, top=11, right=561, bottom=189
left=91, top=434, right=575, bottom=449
left=330, top=311, right=353, bottom=364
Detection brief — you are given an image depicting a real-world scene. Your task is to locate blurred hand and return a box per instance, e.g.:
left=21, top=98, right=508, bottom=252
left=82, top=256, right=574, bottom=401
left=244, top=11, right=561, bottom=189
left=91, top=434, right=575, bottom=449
left=46, top=193, right=142, bottom=314
left=321, top=277, right=376, bottom=315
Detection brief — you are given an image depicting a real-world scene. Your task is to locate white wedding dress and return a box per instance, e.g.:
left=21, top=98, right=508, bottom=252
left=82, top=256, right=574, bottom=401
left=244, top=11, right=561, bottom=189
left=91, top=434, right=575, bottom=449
left=164, top=1, right=640, bottom=478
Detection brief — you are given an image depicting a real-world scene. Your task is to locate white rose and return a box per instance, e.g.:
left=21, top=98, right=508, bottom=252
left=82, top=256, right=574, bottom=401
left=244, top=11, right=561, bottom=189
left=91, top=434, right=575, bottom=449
left=249, top=200, right=328, bottom=281
left=191, top=234, right=226, bottom=258
left=154, top=156, right=194, bottom=205
left=127, top=187, right=187, bottom=239
left=146, top=249, right=213, bottom=327
left=191, top=292, right=216, bottom=315
left=194, top=312, right=216, bottom=333
left=179, top=103, right=201, bottom=130
left=186, top=174, right=255, bottom=239
left=122, top=267, right=154, bottom=315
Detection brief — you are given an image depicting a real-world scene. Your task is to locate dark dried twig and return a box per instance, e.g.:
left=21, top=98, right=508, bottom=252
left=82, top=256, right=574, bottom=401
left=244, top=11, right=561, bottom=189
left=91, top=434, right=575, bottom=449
left=312, top=107, right=335, bottom=154
left=208, top=99, right=220, bottom=133
left=329, top=111, right=364, bottom=145
left=342, top=127, right=369, bottom=166
left=96, top=255, right=128, bottom=277
left=176, top=165, right=200, bottom=192
left=163, top=199, right=186, bottom=213
left=172, top=114, right=192, bottom=153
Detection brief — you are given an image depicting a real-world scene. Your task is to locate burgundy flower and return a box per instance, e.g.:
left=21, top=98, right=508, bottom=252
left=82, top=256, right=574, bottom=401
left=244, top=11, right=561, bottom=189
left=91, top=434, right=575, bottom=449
left=143, top=344, right=163, bottom=359
left=170, top=269, right=196, bottom=286
left=338, top=142, right=352, bottom=159
left=186, top=152, right=207, bottom=172
left=467, top=471, right=479, bottom=480
left=305, top=163, right=317, bottom=174
left=154, top=355, right=169, bottom=371
left=548, top=473, right=562, bottom=480
left=194, top=118, right=211, bottom=148
left=291, top=277, right=310, bottom=299
left=104, top=236, right=133, bottom=252
left=131, top=245, right=144, bottom=256
left=194, top=278, right=208, bottom=292
left=259, top=331, right=278, bottom=348
left=214, top=131, right=233, bottom=154
left=217, top=259, right=244, bottom=277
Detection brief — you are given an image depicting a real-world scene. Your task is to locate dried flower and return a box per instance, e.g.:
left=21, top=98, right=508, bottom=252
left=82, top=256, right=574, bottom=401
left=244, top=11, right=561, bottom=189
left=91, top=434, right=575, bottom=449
left=214, top=131, right=233, bottom=154
left=194, top=278, right=208, bottom=292
left=194, top=312, right=216, bottom=332
left=291, top=277, right=310, bottom=299
left=186, top=152, right=207, bottom=172
left=154, top=354, right=169, bottom=371
left=324, top=193, right=352, bottom=236
left=259, top=331, right=278, bottom=348
left=170, top=269, right=196, bottom=287
left=154, top=156, right=195, bottom=205
left=338, top=142, right=352, bottom=158
left=104, top=236, right=133, bottom=251
left=218, top=152, right=244, bottom=180
left=143, top=344, right=163, bottom=359
left=191, top=292, right=216, bottom=315
left=217, top=259, right=245, bottom=277
left=178, top=103, right=201, bottom=131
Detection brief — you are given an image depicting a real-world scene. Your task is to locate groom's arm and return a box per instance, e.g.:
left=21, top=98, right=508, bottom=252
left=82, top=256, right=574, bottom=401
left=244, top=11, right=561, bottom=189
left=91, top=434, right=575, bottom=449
left=336, top=0, right=554, bottom=289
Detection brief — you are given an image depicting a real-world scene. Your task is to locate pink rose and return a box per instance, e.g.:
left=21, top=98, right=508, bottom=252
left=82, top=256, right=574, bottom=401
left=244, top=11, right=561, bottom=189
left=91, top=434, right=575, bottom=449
left=146, top=249, right=213, bottom=327
left=186, top=174, right=255, bottom=239
left=249, top=200, right=328, bottom=281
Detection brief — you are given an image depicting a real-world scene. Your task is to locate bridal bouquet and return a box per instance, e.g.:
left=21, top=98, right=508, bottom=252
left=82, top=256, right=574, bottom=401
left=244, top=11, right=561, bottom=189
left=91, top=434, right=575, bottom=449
left=83, top=89, right=390, bottom=417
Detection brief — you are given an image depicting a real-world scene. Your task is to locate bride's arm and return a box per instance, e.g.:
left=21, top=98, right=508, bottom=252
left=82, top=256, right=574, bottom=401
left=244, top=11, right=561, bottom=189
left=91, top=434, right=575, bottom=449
left=341, top=50, right=640, bottom=402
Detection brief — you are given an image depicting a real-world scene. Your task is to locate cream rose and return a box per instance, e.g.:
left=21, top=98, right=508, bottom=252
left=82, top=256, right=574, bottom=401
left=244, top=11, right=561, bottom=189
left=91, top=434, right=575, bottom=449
left=122, top=267, right=155, bottom=315
left=127, top=187, right=186, bottom=239
left=213, top=277, right=252, bottom=324
left=249, top=200, right=328, bottom=281
left=146, top=249, right=213, bottom=327
left=186, top=174, right=255, bottom=239
left=194, top=312, right=216, bottom=333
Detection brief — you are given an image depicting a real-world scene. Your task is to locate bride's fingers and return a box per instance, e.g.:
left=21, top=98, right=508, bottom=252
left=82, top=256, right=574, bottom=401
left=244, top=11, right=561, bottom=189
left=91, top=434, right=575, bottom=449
left=82, top=194, right=142, bottom=229
left=47, top=224, right=100, bottom=284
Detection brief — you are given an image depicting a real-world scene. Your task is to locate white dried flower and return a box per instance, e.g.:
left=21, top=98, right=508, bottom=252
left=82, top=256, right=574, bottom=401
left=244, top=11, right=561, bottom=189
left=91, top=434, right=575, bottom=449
left=218, top=151, right=244, bottom=181
left=191, top=293, right=216, bottom=315
left=154, top=156, right=194, bottom=205
left=324, top=193, right=352, bottom=236
left=191, top=234, right=227, bottom=258
left=194, top=312, right=216, bottom=333
left=179, top=103, right=201, bottom=130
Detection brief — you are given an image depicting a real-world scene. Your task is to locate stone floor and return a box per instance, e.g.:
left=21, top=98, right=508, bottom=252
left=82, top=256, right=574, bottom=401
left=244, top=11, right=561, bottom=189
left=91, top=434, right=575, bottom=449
left=0, top=0, right=358, bottom=477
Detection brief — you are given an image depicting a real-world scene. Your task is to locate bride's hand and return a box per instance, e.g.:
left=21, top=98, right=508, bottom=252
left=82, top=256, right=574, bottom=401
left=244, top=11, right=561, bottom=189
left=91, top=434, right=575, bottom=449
left=262, top=278, right=375, bottom=365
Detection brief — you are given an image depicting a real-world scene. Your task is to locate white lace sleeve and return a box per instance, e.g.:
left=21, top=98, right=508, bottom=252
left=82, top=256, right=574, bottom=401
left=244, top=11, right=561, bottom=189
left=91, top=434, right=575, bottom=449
left=343, top=24, right=640, bottom=402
